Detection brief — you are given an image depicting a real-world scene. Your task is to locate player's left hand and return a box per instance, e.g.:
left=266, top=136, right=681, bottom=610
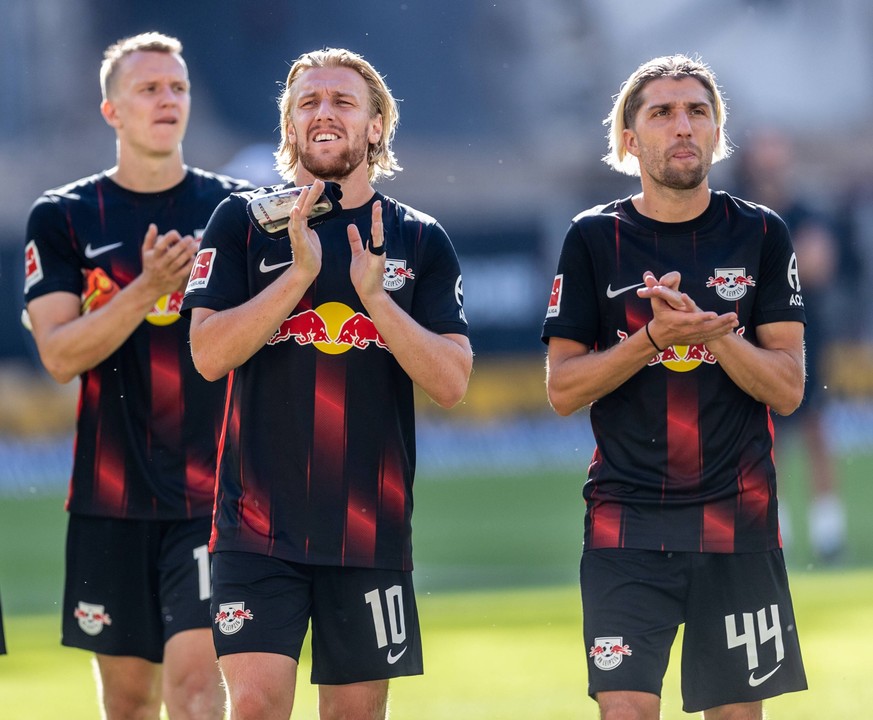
left=348, top=200, right=386, bottom=301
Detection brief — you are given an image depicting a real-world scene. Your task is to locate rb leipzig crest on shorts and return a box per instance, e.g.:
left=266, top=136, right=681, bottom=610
left=214, top=601, right=254, bottom=635
left=74, top=601, right=112, bottom=636
left=589, top=636, right=633, bottom=671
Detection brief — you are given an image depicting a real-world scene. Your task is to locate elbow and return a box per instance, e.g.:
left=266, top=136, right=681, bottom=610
left=435, top=376, right=470, bottom=409
left=770, top=389, right=804, bottom=417
left=192, top=356, right=229, bottom=383
left=546, top=381, right=584, bottom=417
left=39, top=353, right=79, bottom=385
left=190, top=348, right=229, bottom=383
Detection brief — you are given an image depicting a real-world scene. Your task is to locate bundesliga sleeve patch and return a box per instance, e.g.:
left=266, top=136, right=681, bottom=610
left=24, top=240, right=44, bottom=293
left=186, top=248, right=216, bottom=293
left=546, top=274, right=563, bottom=317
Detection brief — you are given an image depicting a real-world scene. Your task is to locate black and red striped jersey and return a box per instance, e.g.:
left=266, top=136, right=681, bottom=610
left=181, top=188, right=468, bottom=570
left=24, top=169, right=252, bottom=520
left=542, top=191, right=806, bottom=554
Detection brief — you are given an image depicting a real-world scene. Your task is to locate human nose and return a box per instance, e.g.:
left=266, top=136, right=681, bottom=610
left=674, top=111, right=692, bottom=135
left=314, top=97, right=334, bottom=120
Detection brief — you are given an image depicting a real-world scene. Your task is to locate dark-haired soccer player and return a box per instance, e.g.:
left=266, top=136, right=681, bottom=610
left=24, top=32, right=250, bottom=719
left=182, top=48, right=471, bottom=720
left=542, top=55, right=808, bottom=719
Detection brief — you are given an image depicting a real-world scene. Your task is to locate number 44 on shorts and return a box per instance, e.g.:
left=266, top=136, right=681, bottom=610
left=365, top=585, right=407, bottom=664
left=725, top=604, right=784, bottom=687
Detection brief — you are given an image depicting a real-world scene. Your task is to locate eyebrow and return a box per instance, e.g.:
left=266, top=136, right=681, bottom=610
left=647, top=100, right=710, bottom=113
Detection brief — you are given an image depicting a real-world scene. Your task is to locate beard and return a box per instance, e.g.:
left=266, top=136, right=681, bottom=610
left=298, top=139, right=368, bottom=182
left=657, top=161, right=710, bottom=190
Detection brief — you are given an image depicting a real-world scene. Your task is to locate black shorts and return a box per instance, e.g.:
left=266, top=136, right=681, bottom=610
left=580, top=548, right=807, bottom=713
left=211, top=551, right=423, bottom=685
left=62, top=514, right=213, bottom=662
left=0, top=589, right=6, bottom=655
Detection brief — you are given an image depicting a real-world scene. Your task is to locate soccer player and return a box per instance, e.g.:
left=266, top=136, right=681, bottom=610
left=23, top=32, right=251, bottom=719
left=542, top=55, right=808, bottom=719
left=182, top=48, right=472, bottom=720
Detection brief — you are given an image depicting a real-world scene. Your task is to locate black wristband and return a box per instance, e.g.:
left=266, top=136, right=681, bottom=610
left=645, top=321, right=664, bottom=353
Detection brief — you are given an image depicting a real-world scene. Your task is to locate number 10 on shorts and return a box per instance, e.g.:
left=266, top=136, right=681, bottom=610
left=364, top=585, right=407, bottom=649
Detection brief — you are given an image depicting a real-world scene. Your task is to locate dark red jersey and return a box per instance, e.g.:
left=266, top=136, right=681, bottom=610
left=181, top=188, right=468, bottom=570
left=24, top=169, right=252, bottom=520
left=542, top=191, right=806, bottom=553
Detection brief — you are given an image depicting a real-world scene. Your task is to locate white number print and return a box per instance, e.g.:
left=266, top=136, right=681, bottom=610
left=192, top=544, right=211, bottom=601
left=725, top=604, right=785, bottom=671
left=364, top=585, right=407, bottom=650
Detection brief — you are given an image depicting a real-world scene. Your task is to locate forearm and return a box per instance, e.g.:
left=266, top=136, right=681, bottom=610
left=706, top=330, right=805, bottom=415
left=29, top=279, right=164, bottom=383
left=361, top=292, right=472, bottom=408
left=546, top=329, right=659, bottom=415
left=190, top=266, right=314, bottom=381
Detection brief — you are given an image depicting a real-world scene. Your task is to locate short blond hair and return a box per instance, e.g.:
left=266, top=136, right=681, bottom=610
left=603, top=54, right=731, bottom=176
left=100, top=32, right=184, bottom=100
left=274, top=47, right=401, bottom=183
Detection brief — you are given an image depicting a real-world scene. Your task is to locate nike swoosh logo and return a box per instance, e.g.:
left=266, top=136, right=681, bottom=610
left=606, top=282, right=645, bottom=298
left=386, top=647, right=407, bottom=665
left=259, top=258, right=294, bottom=273
left=748, top=664, right=781, bottom=687
left=84, top=242, right=123, bottom=259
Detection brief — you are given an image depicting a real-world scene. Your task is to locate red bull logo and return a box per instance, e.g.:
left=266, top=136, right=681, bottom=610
left=706, top=268, right=756, bottom=300
left=618, top=329, right=722, bottom=372
left=589, top=636, right=633, bottom=671
left=146, top=291, right=184, bottom=326
left=215, top=602, right=254, bottom=635
left=268, top=302, right=390, bottom=354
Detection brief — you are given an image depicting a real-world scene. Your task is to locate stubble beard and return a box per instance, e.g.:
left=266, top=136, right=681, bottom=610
left=298, top=140, right=368, bottom=183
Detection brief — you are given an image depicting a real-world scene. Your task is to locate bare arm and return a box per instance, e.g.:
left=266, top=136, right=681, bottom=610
left=641, top=272, right=804, bottom=414
left=348, top=201, right=472, bottom=408
left=27, top=224, right=197, bottom=383
left=547, top=270, right=738, bottom=415
left=706, top=321, right=805, bottom=415
left=189, top=183, right=324, bottom=381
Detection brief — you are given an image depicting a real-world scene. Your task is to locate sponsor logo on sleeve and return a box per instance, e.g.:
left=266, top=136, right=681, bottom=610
left=546, top=274, right=563, bottom=317
left=24, top=240, right=44, bottom=292
left=186, top=248, right=216, bottom=293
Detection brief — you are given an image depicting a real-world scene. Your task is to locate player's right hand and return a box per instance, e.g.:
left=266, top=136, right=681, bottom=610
left=287, top=180, right=324, bottom=282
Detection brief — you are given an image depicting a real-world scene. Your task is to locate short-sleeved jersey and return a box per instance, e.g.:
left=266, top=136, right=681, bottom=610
left=181, top=186, right=468, bottom=570
left=542, top=191, right=806, bottom=554
left=24, top=169, right=252, bottom=520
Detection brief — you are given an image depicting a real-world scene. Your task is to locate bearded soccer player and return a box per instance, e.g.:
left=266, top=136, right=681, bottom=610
left=182, top=48, right=471, bottom=720
left=542, top=55, right=808, bottom=719
left=23, top=32, right=251, bottom=719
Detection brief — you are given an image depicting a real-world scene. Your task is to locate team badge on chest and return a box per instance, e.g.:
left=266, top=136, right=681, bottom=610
left=706, top=267, right=756, bottom=300
left=383, top=259, right=415, bottom=291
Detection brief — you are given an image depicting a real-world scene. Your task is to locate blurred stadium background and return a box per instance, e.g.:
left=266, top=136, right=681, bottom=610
left=3, top=0, right=873, bottom=593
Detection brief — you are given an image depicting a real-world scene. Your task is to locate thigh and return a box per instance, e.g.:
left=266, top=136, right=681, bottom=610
left=681, top=550, right=808, bottom=712
left=211, top=551, right=312, bottom=660
left=157, top=516, right=213, bottom=640
left=220, top=651, right=297, bottom=720
left=319, top=680, right=389, bottom=720
left=63, top=515, right=164, bottom=661
left=94, top=653, right=162, bottom=720
left=310, top=567, right=423, bottom=685
left=581, top=549, right=687, bottom=699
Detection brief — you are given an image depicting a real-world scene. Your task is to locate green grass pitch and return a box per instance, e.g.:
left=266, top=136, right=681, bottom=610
left=2, top=452, right=873, bottom=718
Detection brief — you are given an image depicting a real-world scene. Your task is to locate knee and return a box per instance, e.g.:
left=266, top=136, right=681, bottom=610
left=163, top=665, right=226, bottom=719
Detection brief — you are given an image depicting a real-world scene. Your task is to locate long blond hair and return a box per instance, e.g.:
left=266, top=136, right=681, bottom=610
left=603, top=54, right=731, bottom=176
left=274, top=48, right=401, bottom=183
